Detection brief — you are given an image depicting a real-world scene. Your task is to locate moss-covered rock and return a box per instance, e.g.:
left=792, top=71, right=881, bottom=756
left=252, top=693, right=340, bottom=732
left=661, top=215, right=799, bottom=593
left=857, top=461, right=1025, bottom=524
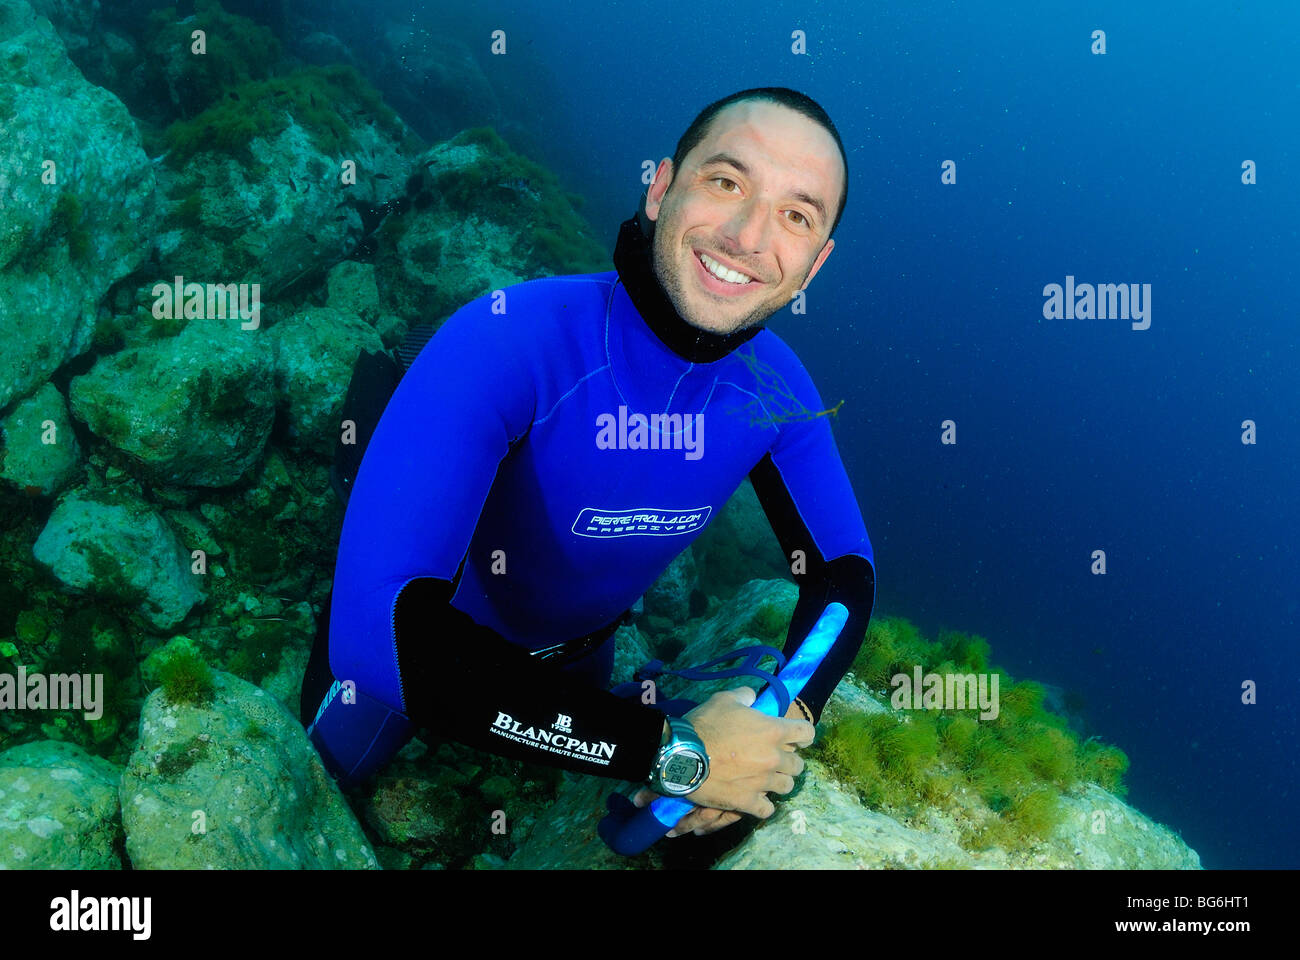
left=265, top=306, right=384, bottom=457
left=0, top=0, right=159, bottom=411
left=31, top=485, right=205, bottom=631
left=67, top=312, right=277, bottom=488
left=121, top=670, right=378, bottom=869
left=152, top=65, right=415, bottom=300
left=0, top=383, right=83, bottom=498
left=144, top=0, right=282, bottom=120
left=0, top=739, right=123, bottom=869
left=162, top=65, right=403, bottom=169
left=373, top=128, right=609, bottom=329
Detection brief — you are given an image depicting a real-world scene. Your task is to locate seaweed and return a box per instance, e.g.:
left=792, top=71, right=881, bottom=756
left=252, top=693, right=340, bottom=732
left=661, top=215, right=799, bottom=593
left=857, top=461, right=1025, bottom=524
left=817, top=613, right=1132, bottom=855
left=157, top=648, right=215, bottom=707
left=147, top=0, right=282, bottom=118
left=163, top=66, right=401, bottom=169
left=156, top=736, right=210, bottom=778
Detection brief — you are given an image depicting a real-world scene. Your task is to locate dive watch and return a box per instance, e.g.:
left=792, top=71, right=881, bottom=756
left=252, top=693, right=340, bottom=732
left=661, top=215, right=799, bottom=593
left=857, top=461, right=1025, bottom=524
left=647, top=716, right=709, bottom=796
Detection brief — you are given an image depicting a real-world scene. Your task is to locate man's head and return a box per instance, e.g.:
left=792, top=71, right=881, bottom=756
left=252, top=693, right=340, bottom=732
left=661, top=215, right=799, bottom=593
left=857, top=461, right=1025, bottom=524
left=643, top=88, right=847, bottom=338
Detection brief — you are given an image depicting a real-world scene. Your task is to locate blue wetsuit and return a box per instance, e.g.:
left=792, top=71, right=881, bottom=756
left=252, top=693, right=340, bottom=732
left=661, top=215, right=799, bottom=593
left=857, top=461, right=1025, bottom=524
left=304, top=212, right=875, bottom=788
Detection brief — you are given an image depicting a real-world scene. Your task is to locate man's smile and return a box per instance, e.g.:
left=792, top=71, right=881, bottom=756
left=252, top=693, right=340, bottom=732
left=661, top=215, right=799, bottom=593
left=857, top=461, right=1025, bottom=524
left=693, top=247, right=763, bottom=296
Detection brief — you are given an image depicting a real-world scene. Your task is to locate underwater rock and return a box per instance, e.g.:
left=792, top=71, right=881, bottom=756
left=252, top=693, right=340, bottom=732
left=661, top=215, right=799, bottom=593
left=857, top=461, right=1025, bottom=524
left=610, top=623, right=653, bottom=687
left=674, top=579, right=800, bottom=683
left=714, top=756, right=976, bottom=870
left=266, top=306, right=383, bottom=457
left=295, top=30, right=355, bottom=68
left=154, top=65, right=414, bottom=299
left=0, top=383, right=83, bottom=497
left=0, top=739, right=123, bottom=870
left=690, top=479, right=791, bottom=597
left=120, top=670, right=379, bottom=869
left=1054, top=784, right=1201, bottom=869
left=712, top=744, right=1200, bottom=870
left=363, top=773, right=460, bottom=855
left=0, top=0, right=158, bottom=411
left=142, top=1, right=280, bottom=119
left=32, top=486, right=205, bottom=631
left=67, top=312, right=276, bottom=487
left=373, top=129, right=607, bottom=328
left=325, top=260, right=383, bottom=323
left=62, top=26, right=144, bottom=118
left=28, top=0, right=97, bottom=54
left=643, top=547, right=698, bottom=624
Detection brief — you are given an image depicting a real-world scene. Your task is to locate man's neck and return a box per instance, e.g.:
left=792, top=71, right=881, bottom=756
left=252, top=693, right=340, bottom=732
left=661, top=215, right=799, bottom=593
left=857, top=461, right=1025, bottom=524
left=612, top=213, right=764, bottom=364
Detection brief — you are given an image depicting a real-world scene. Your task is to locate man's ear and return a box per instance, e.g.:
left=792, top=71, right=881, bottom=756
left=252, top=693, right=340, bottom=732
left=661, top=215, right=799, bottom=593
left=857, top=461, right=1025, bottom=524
left=643, top=158, right=674, bottom=221
left=800, top=238, right=835, bottom=290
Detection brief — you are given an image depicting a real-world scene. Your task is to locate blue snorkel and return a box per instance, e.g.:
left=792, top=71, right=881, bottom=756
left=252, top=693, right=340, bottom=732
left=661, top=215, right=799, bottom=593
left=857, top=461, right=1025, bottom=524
left=598, top=601, right=849, bottom=856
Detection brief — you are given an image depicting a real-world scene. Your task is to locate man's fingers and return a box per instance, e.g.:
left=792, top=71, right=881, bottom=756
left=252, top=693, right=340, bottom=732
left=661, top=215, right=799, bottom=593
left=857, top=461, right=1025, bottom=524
left=776, top=750, right=805, bottom=778
left=694, top=811, right=742, bottom=836
left=780, top=716, right=816, bottom=748
left=768, top=772, right=796, bottom=796
left=667, top=807, right=725, bottom=838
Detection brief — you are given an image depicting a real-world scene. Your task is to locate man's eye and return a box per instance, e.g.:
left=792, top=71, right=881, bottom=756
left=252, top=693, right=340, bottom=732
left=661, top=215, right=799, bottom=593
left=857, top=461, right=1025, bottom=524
left=786, top=210, right=810, bottom=227
left=712, top=177, right=740, bottom=193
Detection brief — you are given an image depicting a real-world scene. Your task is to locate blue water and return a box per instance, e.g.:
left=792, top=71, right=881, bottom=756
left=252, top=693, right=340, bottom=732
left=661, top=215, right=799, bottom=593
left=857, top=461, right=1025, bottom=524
left=317, top=0, right=1298, bottom=867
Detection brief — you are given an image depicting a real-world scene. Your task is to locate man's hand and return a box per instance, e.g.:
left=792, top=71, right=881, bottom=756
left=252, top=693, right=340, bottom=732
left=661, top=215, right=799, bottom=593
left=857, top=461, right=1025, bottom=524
left=639, top=686, right=814, bottom=836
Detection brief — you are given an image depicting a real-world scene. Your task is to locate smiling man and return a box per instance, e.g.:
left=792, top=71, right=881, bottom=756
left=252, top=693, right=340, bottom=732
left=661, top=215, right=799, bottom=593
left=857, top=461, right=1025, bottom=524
left=301, top=88, right=876, bottom=847
left=648, top=96, right=843, bottom=338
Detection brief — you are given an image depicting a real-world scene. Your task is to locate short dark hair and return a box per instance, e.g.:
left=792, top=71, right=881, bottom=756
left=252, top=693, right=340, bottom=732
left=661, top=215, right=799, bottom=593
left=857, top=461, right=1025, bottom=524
left=670, top=87, right=848, bottom=238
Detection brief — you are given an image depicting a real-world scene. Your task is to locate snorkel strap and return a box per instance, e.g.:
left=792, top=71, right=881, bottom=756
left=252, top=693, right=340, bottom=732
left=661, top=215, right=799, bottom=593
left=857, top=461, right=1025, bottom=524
left=625, top=644, right=793, bottom=719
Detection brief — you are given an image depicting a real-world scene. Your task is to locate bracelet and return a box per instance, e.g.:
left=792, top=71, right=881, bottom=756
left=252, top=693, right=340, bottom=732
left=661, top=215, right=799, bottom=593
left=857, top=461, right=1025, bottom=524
left=793, top=697, right=814, bottom=723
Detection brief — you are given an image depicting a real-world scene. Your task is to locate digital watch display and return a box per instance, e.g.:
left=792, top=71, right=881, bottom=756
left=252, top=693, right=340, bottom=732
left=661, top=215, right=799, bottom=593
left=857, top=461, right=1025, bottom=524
left=647, top=717, right=709, bottom=796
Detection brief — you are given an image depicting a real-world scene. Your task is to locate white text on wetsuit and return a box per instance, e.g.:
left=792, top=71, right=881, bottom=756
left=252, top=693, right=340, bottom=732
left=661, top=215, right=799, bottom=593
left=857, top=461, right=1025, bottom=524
left=491, top=711, right=617, bottom=765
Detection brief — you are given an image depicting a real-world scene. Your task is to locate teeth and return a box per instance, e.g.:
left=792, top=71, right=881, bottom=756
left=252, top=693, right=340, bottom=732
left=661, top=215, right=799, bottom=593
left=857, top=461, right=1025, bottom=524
left=699, top=252, right=753, bottom=285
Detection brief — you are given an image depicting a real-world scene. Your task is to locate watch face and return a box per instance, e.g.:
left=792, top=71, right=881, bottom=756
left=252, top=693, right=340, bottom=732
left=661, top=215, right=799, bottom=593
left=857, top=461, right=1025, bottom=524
left=664, top=753, right=701, bottom=786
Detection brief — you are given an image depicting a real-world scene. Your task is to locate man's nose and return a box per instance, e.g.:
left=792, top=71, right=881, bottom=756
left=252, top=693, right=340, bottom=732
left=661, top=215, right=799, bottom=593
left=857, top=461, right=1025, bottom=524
left=721, top=198, right=772, bottom=254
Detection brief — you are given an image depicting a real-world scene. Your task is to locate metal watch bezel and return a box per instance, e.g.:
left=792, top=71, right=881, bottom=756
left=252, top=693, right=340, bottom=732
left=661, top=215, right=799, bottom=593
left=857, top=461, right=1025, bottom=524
left=648, top=717, right=709, bottom=796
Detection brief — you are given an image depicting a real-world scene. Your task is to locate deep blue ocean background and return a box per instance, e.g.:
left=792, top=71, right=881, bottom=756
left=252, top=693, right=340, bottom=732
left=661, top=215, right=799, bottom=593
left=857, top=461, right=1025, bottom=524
left=330, top=0, right=1297, bottom=868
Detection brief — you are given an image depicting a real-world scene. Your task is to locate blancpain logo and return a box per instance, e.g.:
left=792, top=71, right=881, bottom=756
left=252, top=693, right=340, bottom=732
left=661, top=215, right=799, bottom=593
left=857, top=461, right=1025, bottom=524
left=553, top=713, right=573, bottom=733
left=572, top=505, right=712, bottom=538
left=491, top=711, right=616, bottom=765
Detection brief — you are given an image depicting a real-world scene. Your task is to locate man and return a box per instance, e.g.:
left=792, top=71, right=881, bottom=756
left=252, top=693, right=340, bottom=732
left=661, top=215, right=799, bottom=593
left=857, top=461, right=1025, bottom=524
left=301, top=87, right=875, bottom=842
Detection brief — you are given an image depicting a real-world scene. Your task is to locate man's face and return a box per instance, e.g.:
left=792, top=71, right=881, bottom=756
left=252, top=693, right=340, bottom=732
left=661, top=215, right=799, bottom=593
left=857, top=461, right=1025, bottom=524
left=644, top=100, right=843, bottom=337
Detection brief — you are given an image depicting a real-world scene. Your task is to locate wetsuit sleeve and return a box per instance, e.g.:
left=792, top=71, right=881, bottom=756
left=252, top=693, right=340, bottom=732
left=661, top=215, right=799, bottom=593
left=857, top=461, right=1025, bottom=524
left=342, top=295, right=665, bottom=782
left=394, top=577, right=665, bottom=781
left=746, top=364, right=876, bottom=721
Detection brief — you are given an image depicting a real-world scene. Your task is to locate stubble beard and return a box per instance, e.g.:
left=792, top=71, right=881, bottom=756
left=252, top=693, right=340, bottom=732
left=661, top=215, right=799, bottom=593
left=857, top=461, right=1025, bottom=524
left=651, top=218, right=791, bottom=338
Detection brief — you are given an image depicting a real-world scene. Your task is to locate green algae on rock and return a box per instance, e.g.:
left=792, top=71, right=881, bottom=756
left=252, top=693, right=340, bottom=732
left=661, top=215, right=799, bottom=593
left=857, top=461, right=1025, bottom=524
left=121, top=670, right=378, bottom=869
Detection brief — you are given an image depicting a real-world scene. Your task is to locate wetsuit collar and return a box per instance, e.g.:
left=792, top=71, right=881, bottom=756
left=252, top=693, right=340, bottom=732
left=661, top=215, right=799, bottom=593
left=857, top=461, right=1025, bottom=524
left=613, top=210, right=763, bottom=364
